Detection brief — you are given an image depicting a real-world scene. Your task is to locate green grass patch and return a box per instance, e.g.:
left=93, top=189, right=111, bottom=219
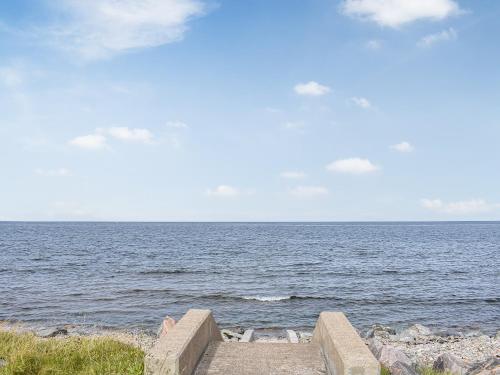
left=418, top=367, right=451, bottom=375
left=0, top=330, right=144, bottom=375
left=381, top=364, right=450, bottom=375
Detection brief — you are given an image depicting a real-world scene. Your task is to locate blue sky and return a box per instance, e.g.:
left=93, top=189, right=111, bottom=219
left=1, top=0, right=499, bottom=221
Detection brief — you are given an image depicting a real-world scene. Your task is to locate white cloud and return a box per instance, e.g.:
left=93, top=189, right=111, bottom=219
left=35, top=168, right=72, bottom=177
left=326, top=158, right=379, bottom=174
left=390, top=141, right=414, bottom=152
left=341, top=0, right=461, bottom=28
left=166, top=121, right=189, bottom=129
left=350, top=96, right=372, bottom=109
left=294, top=81, right=331, bottom=96
left=421, top=198, right=500, bottom=215
left=206, top=185, right=240, bottom=197
left=418, top=27, right=457, bottom=47
left=47, top=0, right=207, bottom=60
left=366, top=39, right=382, bottom=50
left=107, top=127, right=153, bottom=143
left=0, top=66, right=23, bottom=87
left=280, top=171, right=306, bottom=179
left=69, top=127, right=155, bottom=149
left=69, top=134, right=107, bottom=150
left=289, top=186, right=329, bottom=198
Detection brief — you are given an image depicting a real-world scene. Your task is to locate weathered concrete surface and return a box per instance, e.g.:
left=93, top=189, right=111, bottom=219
left=145, top=309, right=222, bottom=375
left=313, top=312, right=380, bottom=375
left=240, top=329, right=254, bottom=343
left=194, top=342, right=326, bottom=375
left=287, top=329, right=299, bottom=343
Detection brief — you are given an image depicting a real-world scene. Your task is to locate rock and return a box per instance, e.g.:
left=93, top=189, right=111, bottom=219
left=366, top=337, right=384, bottom=358
left=433, top=353, right=469, bottom=375
left=467, top=357, right=500, bottom=375
left=157, top=316, right=176, bottom=337
left=435, top=329, right=464, bottom=338
left=397, top=324, right=433, bottom=343
left=221, top=329, right=243, bottom=340
left=240, top=329, right=254, bottom=343
left=286, top=330, right=299, bottom=343
left=412, top=324, right=432, bottom=336
left=465, top=331, right=483, bottom=338
left=366, top=324, right=396, bottom=339
left=38, top=327, right=68, bottom=338
left=0, top=358, right=7, bottom=368
left=379, top=346, right=413, bottom=368
left=390, top=361, right=418, bottom=375
left=298, top=331, right=313, bottom=343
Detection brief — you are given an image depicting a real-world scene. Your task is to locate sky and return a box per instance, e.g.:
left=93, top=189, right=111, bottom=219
left=1, top=0, right=499, bottom=221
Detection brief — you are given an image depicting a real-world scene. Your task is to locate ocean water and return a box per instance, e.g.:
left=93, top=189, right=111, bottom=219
left=1, top=222, right=499, bottom=333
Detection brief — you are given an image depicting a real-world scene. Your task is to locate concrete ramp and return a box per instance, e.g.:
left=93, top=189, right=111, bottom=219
left=145, top=309, right=379, bottom=375
left=195, top=342, right=326, bottom=375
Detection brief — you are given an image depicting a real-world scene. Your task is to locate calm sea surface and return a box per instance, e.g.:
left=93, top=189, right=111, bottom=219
left=1, top=222, right=499, bottom=333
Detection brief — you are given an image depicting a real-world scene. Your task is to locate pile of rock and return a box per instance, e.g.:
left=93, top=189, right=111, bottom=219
left=365, top=324, right=499, bottom=375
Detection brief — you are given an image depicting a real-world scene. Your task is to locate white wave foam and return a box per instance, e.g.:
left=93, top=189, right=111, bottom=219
left=242, top=296, right=291, bottom=302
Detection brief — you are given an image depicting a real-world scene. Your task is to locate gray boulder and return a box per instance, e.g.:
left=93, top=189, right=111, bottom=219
left=366, top=337, right=384, bottom=358
left=38, top=327, right=68, bottom=338
left=366, top=324, right=396, bottom=339
left=433, top=353, right=469, bottom=375
left=379, top=346, right=413, bottom=368
left=390, top=361, right=418, bottom=375
left=221, top=329, right=243, bottom=341
left=467, top=357, right=500, bottom=375
left=397, top=324, right=432, bottom=343
left=0, top=358, right=7, bottom=368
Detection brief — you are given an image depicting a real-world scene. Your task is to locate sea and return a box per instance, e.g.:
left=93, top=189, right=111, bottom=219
left=1, top=222, right=499, bottom=334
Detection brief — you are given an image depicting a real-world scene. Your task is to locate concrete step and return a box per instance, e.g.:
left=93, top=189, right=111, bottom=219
left=194, top=342, right=327, bottom=375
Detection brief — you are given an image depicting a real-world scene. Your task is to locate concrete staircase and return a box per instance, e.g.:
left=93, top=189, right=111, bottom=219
left=145, top=309, right=379, bottom=375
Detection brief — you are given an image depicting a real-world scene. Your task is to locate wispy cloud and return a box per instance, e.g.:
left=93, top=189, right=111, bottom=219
left=366, top=39, right=382, bottom=50
left=280, top=171, right=306, bottom=179
left=68, top=127, right=154, bottom=149
left=206, top=185, right=241, bottom=197
left=421, top=198, right=500, bottom=215
left=341, top=0, right=462, bottom=28
left=289, top=186, right=329, bottom=198
left=107, top=127, right=153, bottom=143
left=326, top=158, right=379, bottom=174
left=69, top=134, right=108, bottom=150
left=390, top=141, right=414, bottom=153
left=294, top=81, right=331, bottom=96
left=44, top=0, right=207, bottom=60
left=282, top=121, right=305, bottom=130
left=418, top=28, right=457, bottom=47
left=350, top=96, right=373, bottom=109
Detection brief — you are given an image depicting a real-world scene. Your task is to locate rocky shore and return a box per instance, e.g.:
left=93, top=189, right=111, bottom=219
left=364, top=324, right=499, bottom=375
left=1, top=320, right=498, bottom=375
left=217, top=323, right=499, bottom=375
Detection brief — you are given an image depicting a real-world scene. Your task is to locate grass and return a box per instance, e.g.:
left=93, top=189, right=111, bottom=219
left=382, top=365, right=449, bottom=375
left=0, top=331, right=144, bottom=375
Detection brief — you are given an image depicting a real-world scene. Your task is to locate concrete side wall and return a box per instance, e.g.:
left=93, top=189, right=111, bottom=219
left=313, top=312, right=380, bottom=375
left=145, top=309, right=222, bottom=375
